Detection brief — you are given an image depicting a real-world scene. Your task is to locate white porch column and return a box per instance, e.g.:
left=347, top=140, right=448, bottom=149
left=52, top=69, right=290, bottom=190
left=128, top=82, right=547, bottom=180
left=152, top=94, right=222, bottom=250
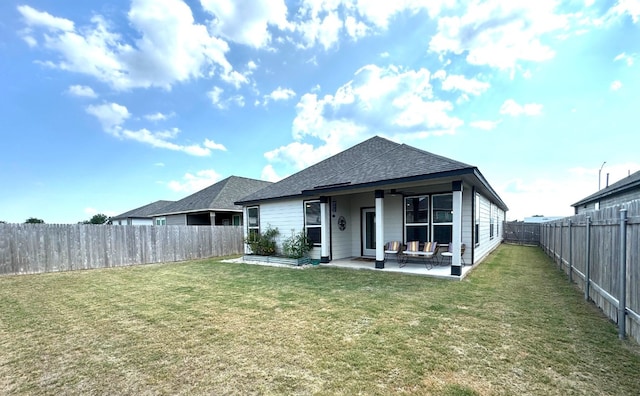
left=320, top=197, right=330, bottom=263
left=375, top=190, right=385, bottom=269
left=451, top=181, right=463, bottom=276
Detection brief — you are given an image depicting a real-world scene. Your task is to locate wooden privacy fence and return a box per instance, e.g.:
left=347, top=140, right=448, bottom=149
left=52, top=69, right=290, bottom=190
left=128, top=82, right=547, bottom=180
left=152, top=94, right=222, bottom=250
left=539, top=200, right=640, bottom=344
left=0, top=224, right=244, bottom=275
left=503, top=221, right=540, bottom=245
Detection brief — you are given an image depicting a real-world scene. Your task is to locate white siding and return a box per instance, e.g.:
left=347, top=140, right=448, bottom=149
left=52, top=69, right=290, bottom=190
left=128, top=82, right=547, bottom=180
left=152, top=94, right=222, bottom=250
left=165, top=214, right=186, bottom=226
left=131, top=218, right=153, bottom=226
left=256, top=199, right=323, bottom=258
left=330, top=195, right=353, bottom=260
left=473, top=193, right=504, bottom=264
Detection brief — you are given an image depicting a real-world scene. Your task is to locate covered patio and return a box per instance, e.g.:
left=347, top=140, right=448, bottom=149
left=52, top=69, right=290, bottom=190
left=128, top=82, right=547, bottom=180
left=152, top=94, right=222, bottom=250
left=323, top=255, right=475, bottom=280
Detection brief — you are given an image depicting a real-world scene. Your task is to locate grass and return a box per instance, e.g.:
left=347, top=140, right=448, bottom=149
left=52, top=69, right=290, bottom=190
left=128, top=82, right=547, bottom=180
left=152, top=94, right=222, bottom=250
left=1, top=245, right=639, bottom=395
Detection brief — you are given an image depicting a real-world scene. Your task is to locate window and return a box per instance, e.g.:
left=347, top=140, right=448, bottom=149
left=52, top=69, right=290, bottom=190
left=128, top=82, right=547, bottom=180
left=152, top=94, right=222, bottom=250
left=490, top=204, right=495, bottom=240
left=475, top=194, right=480, bottom=245
left=155, top=217, right=166, bottom=226
left=405, top=196, right=429, bottom=242
left=233, top=214, right=242, bottom=226
left=432, top=194, right=453, bottom=244
left=305, top=200, right=321, bottom=245
left=247, top=206, right=259, bottom=239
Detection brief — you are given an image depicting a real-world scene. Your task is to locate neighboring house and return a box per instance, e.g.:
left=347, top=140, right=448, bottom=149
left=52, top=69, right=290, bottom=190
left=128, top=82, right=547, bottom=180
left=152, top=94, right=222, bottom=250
left=572, top=170, right=640, bottom=214
left=111, top=200, right=174, bottom=225
left=235, top=136, right=508, bottom=276
left=151, top=176, right=272, bottom=226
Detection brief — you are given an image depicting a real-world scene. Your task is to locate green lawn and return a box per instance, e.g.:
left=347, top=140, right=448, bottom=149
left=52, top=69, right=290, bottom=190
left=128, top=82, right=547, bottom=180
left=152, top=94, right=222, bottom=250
left=1, top=245, right=639, bottom=395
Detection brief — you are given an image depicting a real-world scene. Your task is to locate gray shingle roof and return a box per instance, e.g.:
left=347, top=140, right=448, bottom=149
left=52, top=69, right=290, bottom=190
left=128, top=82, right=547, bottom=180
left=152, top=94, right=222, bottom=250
left=572, top=169, right=640, bottom=207
left=153, top=176, right=272, bottom=216
left=112, top=200, right=174, bottom=220
left=236, top=136, right=480, bottom=204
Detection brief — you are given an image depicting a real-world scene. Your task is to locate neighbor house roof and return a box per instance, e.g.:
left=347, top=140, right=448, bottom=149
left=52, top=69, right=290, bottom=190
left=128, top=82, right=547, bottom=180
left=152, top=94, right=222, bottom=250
left=153, top=176, right=272, bottom=216
left=236, top=136, right=508, bottom=210
left=572, top=170, right=640, bottom=207
left=112, top=200, right=174, bottom=221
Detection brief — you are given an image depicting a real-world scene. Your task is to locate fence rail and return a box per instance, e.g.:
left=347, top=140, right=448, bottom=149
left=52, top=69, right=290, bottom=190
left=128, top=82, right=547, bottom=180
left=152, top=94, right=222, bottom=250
left=0, top=224, right=244, bottom=275
left=539, top=200, right=640, bottom=344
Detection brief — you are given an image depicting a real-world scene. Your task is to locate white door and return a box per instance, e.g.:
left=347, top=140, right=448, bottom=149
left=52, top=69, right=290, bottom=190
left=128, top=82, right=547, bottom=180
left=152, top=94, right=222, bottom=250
left=362, top=208, right=376, bottom=256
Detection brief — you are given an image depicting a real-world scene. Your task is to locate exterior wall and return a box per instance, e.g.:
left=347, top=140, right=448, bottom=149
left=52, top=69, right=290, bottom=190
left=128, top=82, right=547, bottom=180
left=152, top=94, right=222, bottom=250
left=473, top=193, right=504, bottom=264
left=131, top=218, right=153, bottom=226
left=329, top=195, right=353, bottom=260
left=461, top=186, right=473, bottom=264
left=576, top=190, right=640, bottom=214
left=252, top=199, right=323, bottom=258
left=165, top=214, right=187, bottom=226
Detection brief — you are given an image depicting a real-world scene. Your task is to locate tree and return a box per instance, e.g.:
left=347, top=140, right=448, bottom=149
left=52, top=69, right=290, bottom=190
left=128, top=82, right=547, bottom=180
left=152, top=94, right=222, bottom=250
left=83, top=213, right=109, bottom=224
left=25, top=217, right=44, bottom=224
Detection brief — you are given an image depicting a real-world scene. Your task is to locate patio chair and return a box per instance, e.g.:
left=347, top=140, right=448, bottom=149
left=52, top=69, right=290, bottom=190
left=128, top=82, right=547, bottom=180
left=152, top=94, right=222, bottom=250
left=384, top=241, right=402, bottom=264
left=441, top=243, right=466, bottom=266
left=402, top=241, right=438, bottom=269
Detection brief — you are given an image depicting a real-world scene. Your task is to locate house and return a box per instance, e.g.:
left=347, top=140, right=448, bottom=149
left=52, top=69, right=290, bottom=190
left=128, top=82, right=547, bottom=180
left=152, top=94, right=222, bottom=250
left=235, top=136, right=508, bottom=276
left=572, top=170, right=640, bottom=214
left=111, top=200, right=174, bottom=225
left=151, top=176, right=272, bottom=226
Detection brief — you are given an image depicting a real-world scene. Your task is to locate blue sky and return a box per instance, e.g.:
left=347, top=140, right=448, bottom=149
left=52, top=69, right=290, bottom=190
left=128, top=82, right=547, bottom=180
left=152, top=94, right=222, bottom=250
left=1, top=0, right=639, bottom=223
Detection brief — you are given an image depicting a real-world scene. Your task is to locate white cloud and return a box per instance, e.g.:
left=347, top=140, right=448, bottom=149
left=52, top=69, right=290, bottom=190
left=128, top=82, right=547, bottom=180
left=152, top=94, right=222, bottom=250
left=607, top=0, right=640, bottom=23
left=144, top=112, right=174, bottom=122
left=439, top=73, right=490, bottom=96
left=18, top=0, right=233, bottom=90
left=17, top=5, right=75, bottom=32
left=260, top=164, right=283, bottom=182
left=86, top=103, right=130, bottom=131
left=67, top=85, right=97, bottom=98
left=610, top=80, right=623, bottom=91
left=264, top=64, right=463, bottom=173
left=470, top=120, right=500, bottom=130
left=86, top=102, right=220, bottom=156
left=167, top=169, right=222, bottom=193
left=203, top=139, right=227, bottom=151
left=263, top=87, right=296, bottom=104
left=200, top=0, right=290, bottom=48
left=429, top=1, right=567, bottom=70
left=499, top=99, right=543, bottom=116
left=614, top=52, right=634, bottom=66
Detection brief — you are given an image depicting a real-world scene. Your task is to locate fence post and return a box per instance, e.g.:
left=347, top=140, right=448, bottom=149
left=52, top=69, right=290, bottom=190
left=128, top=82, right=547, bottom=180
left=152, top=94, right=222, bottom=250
left=568, top=219, right=572, bottom=282
left=618, top=209, right=628, bottom=340
left=559, top=221, right=564, bottom=270
left=551, top=223, right=556, bottom=264
left=585, top=216, right=591, bottom=301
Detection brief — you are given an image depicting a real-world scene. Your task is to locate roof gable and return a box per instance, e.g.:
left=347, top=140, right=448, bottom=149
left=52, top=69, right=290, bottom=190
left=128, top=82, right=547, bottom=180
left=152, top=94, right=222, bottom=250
left=237, top=136, right=475, bottom=203
left=112, top=200, right=174, bottom=220
left=153, top=176, right=272, bottom=216
left=572, top=170, right=640, bottom=207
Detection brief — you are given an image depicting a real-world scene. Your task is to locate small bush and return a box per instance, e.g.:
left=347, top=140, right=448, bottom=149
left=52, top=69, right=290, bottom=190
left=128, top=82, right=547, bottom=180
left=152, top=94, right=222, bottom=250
left=282, top=230, right=313, bottom=259
left=245, top=226, right=279, bottom=256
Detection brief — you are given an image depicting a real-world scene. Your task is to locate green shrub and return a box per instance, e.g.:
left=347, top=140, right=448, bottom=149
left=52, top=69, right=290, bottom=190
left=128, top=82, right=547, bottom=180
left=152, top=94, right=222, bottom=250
left=282, top=230, right=313, bottom=259
left=245, top=226, right=279, bottom=256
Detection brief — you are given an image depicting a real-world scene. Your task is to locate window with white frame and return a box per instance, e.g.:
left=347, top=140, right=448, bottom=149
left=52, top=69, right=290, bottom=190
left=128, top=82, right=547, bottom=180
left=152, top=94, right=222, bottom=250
left=432, top=193, right=453, bottom=244
left=305, top=200, right=321, bottom=245
left=155, top=217, right=166, bottom=226
left=247, top=206, right=259, bottom=239
left=405, top=195, right=429, bottom=242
